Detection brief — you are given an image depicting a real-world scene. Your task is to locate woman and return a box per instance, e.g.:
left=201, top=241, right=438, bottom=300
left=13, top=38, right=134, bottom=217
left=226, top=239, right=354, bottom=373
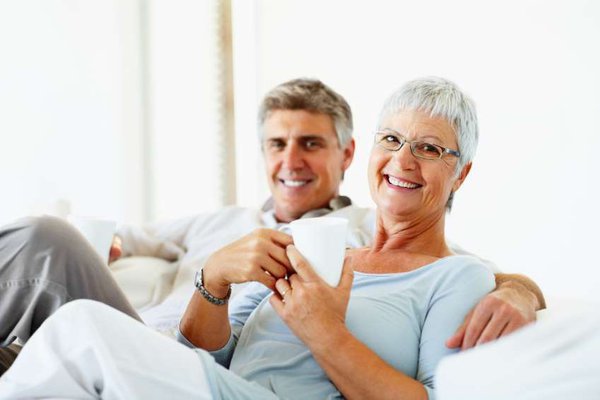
left=0, top=77, right=494, bottom=400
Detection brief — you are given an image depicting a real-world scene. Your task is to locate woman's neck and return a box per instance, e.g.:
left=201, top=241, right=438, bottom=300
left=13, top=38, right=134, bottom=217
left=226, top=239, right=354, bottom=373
left=370, top=208, right=451, bottom=258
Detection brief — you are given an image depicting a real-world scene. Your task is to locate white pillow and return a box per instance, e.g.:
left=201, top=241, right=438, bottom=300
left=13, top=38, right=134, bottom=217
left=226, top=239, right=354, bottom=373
left=110, top=256, right=178, bottom=311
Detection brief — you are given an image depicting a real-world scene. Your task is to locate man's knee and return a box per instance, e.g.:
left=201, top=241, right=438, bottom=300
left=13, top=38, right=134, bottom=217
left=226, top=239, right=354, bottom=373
left=23, top=216, right=82, bottom=248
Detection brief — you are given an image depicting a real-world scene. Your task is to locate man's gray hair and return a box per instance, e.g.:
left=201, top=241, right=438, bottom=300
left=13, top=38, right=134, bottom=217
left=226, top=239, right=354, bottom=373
left=377, top=76, right=478, bottom=176
left=258, top=78, right=353, bottom=147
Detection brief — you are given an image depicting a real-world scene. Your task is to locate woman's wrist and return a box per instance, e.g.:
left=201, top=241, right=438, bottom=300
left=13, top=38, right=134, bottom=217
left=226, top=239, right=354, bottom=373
left=308, top=321, right=350, bottom=356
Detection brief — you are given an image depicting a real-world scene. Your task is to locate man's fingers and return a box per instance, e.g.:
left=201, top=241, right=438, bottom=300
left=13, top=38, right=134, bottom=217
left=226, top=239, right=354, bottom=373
left=266, top=229, right=294, bottom=247
left=267, top=243, right=293, bottom=272
left=108, top=245, right=122, bottom=263
left=251, top=270, right=276, bottom=291
left=257, top=254, right=290, bottom=280
left=446, top=310, right=472, bottom=349
left=108, top=236, right=123, bottom=263
left=500, top=319, right=528, bottom=338
left=461, top=306, right=493, bottom=350
left=475, top=314, right=509, bottom=346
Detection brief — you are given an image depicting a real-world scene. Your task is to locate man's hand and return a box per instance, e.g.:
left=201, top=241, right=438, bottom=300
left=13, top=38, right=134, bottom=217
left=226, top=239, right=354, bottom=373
left=108, top=236, right=123, bottom=264
left=446, top=280, right=539, bottom=350
left=202, top=228, right=294, bottom=296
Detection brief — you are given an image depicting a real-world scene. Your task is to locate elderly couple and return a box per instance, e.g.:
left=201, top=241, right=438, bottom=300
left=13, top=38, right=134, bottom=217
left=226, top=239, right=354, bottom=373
left=0, top=77, right=590, bottom=399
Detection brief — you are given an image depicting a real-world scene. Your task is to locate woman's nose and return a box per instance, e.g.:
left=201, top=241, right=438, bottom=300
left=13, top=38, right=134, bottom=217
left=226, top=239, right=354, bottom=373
left=393, top=143, right=417, bottom=169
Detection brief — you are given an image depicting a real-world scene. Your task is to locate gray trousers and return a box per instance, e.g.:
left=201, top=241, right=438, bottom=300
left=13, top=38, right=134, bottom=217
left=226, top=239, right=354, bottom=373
left=0, top=216, right=141, bottom=348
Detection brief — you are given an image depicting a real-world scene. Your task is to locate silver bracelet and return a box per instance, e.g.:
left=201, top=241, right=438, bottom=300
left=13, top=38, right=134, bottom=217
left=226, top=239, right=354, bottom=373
left=194, top=269, right=231, bottom=306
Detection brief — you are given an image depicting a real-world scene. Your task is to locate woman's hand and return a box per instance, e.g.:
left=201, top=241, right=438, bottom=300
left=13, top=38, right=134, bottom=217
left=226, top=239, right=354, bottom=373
left=202, top=228, right=294, bottom=297
left=270, top=245, right=354, bottom=348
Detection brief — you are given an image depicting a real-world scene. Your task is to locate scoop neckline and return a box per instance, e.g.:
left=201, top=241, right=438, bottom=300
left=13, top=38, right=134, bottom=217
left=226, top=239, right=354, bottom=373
left=352, top=254, right=467, bottom=277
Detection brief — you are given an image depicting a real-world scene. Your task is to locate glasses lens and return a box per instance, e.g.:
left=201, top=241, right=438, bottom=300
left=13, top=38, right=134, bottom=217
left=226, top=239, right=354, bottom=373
left=376, top=132, right=402, bottom=151
left=412, top=142, right=443, bottom=159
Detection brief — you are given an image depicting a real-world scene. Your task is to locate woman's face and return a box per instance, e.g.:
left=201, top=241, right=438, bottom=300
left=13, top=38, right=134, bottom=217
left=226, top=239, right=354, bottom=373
left=368, top=109, right=469, bottom=221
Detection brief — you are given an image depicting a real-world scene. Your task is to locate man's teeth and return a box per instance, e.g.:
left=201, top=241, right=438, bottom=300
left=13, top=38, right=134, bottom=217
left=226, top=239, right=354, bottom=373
left=282, top=179, right=309, bottom=187
left=387, top=175, right=419, bottom=189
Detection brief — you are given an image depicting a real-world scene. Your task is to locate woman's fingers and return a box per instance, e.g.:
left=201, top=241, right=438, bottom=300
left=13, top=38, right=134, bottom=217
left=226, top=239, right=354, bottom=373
left=286, top=245, right=320, bottom=281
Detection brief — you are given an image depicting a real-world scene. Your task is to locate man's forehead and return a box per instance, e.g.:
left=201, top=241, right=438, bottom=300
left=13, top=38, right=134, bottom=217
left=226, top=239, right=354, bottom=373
left=263, top=109, right=337, bottom=140
left=264, top=131, right=336, bottom=141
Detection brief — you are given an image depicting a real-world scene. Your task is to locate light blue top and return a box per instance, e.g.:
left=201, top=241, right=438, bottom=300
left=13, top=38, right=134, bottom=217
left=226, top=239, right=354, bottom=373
left=179, top=255, right=494, bottom=400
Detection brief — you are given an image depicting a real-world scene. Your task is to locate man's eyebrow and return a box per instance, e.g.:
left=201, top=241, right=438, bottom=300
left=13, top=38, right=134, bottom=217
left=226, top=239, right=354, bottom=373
left=298, top=135, right=326, bottom=141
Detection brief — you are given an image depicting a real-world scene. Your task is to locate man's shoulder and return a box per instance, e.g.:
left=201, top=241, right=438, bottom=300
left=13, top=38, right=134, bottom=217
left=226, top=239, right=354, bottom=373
left=186, top=206, right=264, bottom=233
left=330, top=204, right=375, bottom=222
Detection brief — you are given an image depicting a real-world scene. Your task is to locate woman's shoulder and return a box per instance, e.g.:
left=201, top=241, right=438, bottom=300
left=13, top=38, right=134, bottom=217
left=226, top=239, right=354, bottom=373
left=429, top=255, right=495, bottom=292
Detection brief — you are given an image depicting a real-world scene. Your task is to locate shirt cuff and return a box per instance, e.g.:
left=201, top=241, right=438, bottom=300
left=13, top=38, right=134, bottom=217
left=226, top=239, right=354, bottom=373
left=176, top=325, right=237, bottom=367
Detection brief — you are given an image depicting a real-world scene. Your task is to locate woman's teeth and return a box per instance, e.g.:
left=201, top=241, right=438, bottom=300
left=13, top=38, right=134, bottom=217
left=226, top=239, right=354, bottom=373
left=387, top=175, right=420, bottom=189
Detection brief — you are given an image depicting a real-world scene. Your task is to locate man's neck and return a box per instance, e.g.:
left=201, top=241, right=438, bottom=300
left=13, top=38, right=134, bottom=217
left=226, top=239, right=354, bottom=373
left=261, top=195, right=352, bottom=223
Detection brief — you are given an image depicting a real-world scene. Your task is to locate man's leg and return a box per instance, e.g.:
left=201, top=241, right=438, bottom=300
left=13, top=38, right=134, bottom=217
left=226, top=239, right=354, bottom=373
left=0, top=216, right=140, bottom=348
left=0, top=345, right=19, bottom=376
left=436, top=309, right=600, bottom=400
left=0, top=300, right=213, bottom=399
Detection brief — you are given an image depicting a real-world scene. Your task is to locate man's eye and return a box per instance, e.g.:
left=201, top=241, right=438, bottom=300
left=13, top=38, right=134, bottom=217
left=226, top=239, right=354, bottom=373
left=305, top=140, right=321, bottom=149
left=267, top=140, right=285, bottom=150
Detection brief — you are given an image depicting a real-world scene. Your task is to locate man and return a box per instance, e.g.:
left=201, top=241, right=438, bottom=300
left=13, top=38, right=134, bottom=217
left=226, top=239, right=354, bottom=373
left=0, top=78, right=544, bottom=374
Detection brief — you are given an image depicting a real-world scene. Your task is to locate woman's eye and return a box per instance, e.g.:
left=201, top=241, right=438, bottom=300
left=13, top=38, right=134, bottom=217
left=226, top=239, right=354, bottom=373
left=420, top=143, right=442, bottom=155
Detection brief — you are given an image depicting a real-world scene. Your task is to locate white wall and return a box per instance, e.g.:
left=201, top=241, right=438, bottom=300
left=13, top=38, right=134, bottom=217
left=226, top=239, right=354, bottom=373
left=0, top=0, right=145, bottom=225
left=147, top=0, right=225, bottom=221
left=236, top=0, right=600, bottom=301
left=0, top=0, right=227, bottom=225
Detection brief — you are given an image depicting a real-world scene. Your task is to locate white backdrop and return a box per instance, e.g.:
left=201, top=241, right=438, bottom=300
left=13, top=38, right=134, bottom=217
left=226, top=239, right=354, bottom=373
left=233, top=0, right=600, bottom=301
left=0, top=0, right=145, bottom=224
left=1, top=0, right=598, bottom=302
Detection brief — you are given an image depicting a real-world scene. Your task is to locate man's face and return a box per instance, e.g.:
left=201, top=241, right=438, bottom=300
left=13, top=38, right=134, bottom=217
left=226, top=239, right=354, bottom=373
left=262, top=110, right=355, bottom=222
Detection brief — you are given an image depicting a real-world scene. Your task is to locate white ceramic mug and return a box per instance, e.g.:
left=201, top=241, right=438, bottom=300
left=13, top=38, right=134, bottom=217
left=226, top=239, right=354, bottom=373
left=68, top=216, right=116, bottom=264
left=289, top=217, right=348, bottom=286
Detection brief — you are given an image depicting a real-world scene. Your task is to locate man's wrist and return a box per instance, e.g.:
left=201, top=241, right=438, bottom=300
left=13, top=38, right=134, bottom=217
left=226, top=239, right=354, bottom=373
left=194, top=269, right=231, bottom=306
left=498, top=280, right=540, bottom=312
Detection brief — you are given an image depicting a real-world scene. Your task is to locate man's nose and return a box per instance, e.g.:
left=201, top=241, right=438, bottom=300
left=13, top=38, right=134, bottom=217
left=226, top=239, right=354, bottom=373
left=282, top=143, right=305, bottom=169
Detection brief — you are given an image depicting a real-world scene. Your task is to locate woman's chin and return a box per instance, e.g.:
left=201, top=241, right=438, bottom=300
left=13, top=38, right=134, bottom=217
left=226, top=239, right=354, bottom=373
left=377, top=201, right=418, bottom=220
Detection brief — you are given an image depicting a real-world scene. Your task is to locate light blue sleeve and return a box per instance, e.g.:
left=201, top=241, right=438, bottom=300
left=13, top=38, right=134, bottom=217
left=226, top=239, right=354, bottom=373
left=417, top=259, right=495, bottom=400
left=176, top=282, right=271, bottom=367
left=210, top=282, right=271, bottom=367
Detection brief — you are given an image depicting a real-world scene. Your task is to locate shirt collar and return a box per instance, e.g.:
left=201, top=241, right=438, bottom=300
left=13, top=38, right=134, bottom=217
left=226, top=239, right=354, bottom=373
left=260, top=195, right=352, bottom=230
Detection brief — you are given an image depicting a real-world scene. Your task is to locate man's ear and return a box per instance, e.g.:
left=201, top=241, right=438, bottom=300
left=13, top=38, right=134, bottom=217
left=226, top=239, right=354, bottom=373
left=452, top=162, right=472, bottom=192
left=342, top=138, right=356, bottom=171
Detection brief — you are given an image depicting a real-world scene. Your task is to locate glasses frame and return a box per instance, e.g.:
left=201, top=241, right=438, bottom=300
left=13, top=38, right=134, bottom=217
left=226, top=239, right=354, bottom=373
left=374, top=129, right=460, bottom=160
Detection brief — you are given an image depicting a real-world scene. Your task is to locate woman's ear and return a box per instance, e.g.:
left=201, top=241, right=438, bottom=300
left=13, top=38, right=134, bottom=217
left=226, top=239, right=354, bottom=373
left=452, top=162, right=472, bottom=192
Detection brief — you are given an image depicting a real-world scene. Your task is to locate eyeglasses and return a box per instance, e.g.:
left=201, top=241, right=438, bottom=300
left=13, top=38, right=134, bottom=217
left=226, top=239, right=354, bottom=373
left=374, top=129, right=460, bottom=160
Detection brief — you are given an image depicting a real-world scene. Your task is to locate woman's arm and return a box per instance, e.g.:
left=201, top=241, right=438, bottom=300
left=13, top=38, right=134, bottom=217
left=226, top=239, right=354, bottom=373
left=310, top=328, right=429, bottom=400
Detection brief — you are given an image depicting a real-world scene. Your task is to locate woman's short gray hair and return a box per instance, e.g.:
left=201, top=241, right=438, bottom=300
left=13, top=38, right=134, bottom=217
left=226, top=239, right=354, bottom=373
left=377, top=76, right=478, bottom=176
left=258, top=78, right=353, bottom=147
